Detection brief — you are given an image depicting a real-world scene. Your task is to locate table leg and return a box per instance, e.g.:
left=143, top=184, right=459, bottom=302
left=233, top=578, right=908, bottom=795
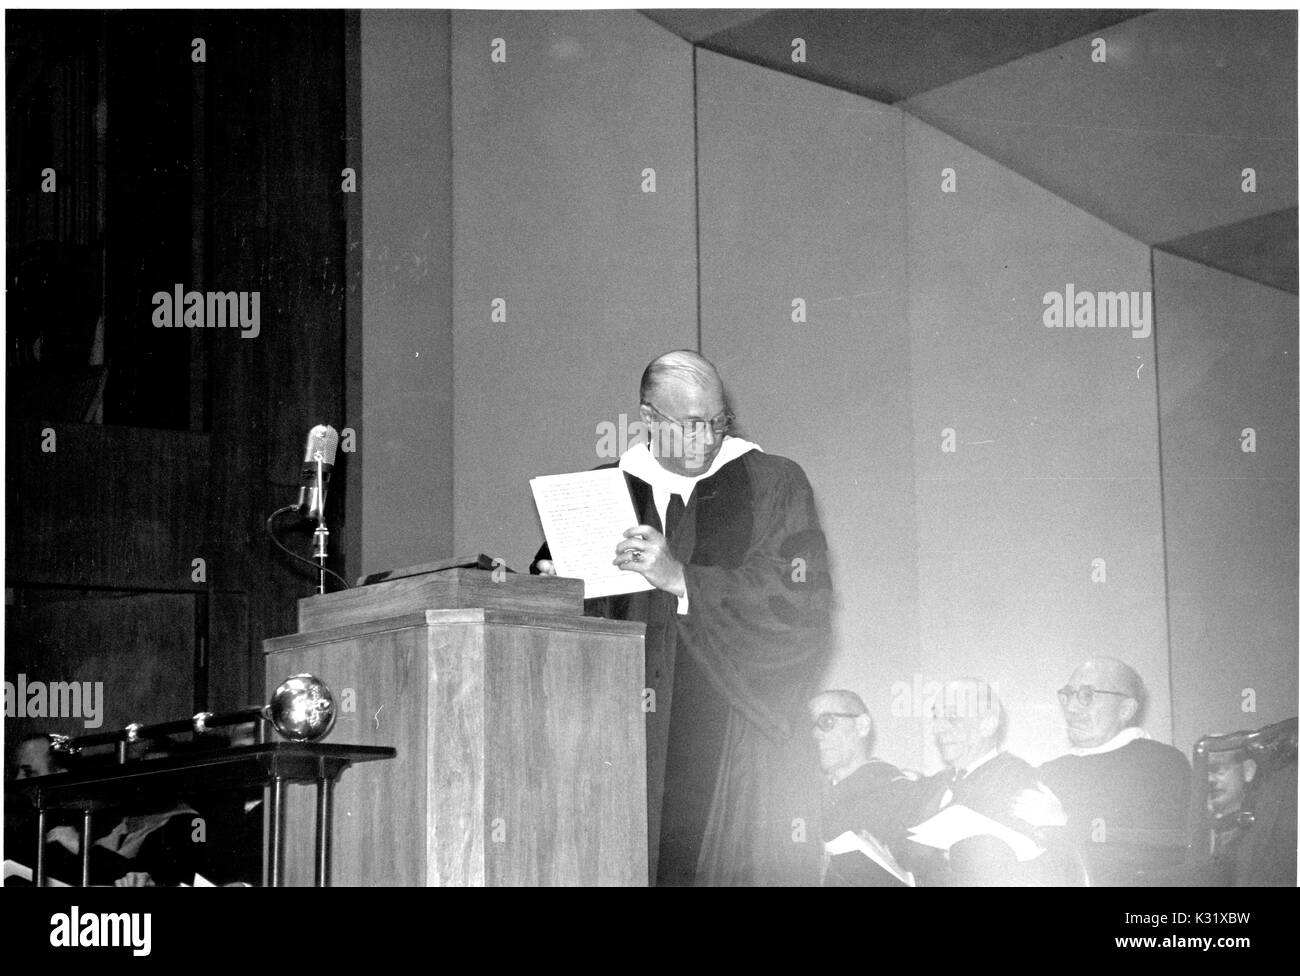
left=81, top=810, right=93, bottom=887
left=259, top=785, right=271, bottom=887
left=267, top=775, right=284, bottom=887
left=314, top=775, right=333, bottom=887
left=35, top=807, right=46, bottom=887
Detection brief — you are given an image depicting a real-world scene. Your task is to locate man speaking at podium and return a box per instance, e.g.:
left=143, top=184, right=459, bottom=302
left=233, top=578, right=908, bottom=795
left=533, top=351, right=833, bottom=886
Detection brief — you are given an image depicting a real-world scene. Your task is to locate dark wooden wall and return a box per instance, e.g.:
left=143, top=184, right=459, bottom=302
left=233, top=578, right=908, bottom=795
left=5, top=11, right=356, bottom=750
left=200, top=10, right=353, bottom=703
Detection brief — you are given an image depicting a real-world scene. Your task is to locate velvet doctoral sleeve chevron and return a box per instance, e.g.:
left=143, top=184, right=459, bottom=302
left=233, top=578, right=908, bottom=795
left=676, top=453, right=833, bottom=741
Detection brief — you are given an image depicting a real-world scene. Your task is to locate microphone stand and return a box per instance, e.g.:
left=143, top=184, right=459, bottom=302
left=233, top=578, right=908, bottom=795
left=312, top=452, right=329, bottom=595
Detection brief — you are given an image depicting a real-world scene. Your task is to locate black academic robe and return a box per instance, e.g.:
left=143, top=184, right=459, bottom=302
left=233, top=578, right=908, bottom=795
left=1037, top=738, right=1190, bottom=885
left=907, top=753, right=1073, bottom=886
left=821, top=759, right=923, bottom=887
left=533, top=449, right=833, bottom=886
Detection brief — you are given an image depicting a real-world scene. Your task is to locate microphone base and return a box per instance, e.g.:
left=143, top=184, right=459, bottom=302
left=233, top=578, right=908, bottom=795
left=313, top=523, right=330, bottom=595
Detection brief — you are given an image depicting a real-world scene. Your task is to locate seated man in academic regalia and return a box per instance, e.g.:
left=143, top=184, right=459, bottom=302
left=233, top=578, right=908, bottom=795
left=1232, top=756, right=1297, bottom=887
left=7, top=732, right=234, bottom=886
left=810, top=690, right=922, bottom=886
left=1207, top=747, right=1256, bottom=870
left=904, top=679, right=1075, bottom=886
left=5, top=733, right=83, bottom=885
left=1203, top=731, right=1297, bottom=888
left=1038, top=658, right=1190, bottom=885
left=5, top=733, right=150, bottom=885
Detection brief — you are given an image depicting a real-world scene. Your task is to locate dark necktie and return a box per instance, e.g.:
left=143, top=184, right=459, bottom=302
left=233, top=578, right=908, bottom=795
left=931, top=767, right=968, bottom=812
left=665, top=493, right=685, bottom=539
left=919, top=768, right=962, bottom=821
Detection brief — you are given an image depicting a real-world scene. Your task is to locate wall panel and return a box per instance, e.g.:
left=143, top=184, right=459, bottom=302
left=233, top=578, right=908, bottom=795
left=1154, top=251, right=1298, bottom=751
left=696, top=51, right=922, bottom=766
left=904, top=116, right=1169, bottom=768
left=359, top=10, right=454, bottom=576
left=452, top=10, right=697, bottom=571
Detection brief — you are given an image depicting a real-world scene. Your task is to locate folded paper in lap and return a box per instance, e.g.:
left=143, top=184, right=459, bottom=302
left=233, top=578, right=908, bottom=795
left=907, top=804, right=1045, bottom=862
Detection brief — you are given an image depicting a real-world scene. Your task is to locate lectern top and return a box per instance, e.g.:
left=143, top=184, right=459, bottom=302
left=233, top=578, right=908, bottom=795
left=296, top=566, right=585, bottom=634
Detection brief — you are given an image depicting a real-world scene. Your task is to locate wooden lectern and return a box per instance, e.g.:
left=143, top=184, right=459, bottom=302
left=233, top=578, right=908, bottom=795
left=264, top=566, right=647, bottom=886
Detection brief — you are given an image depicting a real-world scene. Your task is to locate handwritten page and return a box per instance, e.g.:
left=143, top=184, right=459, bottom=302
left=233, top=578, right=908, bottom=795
left=530, top=468, right=656, bottom=600
left=906, top=804, right=1045, bottom=862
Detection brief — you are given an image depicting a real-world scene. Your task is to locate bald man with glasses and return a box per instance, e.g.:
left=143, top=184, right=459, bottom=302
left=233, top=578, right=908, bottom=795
left=809, top=691, right=920, bottom=887
left=532, top=350, right=833, bottom=887
left=1037, top=657, right=1191, bottom=885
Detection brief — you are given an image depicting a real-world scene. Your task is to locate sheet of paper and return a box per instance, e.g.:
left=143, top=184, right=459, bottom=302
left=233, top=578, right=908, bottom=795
left=4, top=859, right=70, bottom=886
left=530, top=468, right=656, bottom=600
left=824, top=830, right=915, bottom=886
left=906, top=803, right=1045, bottom=862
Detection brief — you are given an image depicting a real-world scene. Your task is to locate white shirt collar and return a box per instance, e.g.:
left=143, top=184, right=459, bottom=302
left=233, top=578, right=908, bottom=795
left=1069, top=725, right=1149, bottom=757
left=618, top=437, right=761, bottom=503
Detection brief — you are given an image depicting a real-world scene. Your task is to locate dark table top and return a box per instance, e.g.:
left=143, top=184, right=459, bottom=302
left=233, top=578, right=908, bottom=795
left=10, top=742, right=396, bottom=812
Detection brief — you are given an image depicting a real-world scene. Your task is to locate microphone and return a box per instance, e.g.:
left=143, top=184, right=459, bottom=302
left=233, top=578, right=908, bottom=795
left=296, top=424, right=339, bottom=522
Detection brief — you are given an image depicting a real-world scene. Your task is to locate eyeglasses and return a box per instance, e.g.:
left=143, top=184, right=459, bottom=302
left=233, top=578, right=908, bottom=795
left=813, top=712, right=861, bottom=732
left=643, top=402, right=732, bottom=441
left=1057, top=685, right=1130, bottom=707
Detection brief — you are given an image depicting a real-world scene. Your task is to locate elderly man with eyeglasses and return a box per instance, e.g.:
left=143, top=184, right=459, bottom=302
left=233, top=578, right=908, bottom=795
left=1037, top=657, right=1191, bottom=885
left=532, top=350, right=833, bottom=887
left=809, top=691, right=920, bottom=886
left=902, top=678, right=1077, bottom=886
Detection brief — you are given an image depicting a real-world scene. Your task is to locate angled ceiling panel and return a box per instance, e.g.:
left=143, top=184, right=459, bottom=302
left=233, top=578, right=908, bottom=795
left=690, top=8, right=1145, bottom=103
left=901, top=9, right=1297, bottom=245
left=1157, top=207, right=1298, bottom=295
left=639, top=9, right=771, bottom=43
